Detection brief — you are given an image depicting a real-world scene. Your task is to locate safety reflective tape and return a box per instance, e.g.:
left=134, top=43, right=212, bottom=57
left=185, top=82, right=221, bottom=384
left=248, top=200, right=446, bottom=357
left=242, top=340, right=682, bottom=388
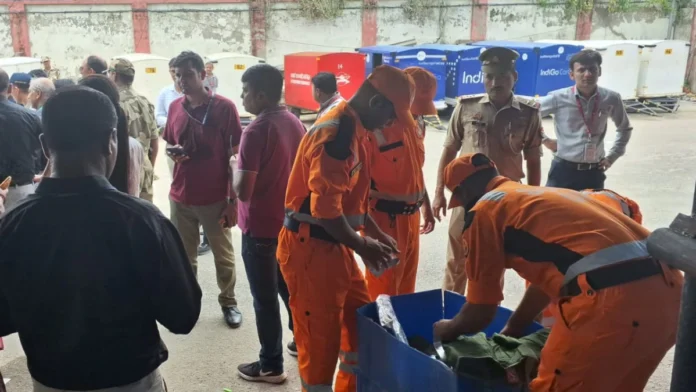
left=339, top=350, right=359, bottom=362
left=338, top=361, right=358, bottom=375
left=300, top=378, right=334, bottom=392
left=286, top=210, right=365, bottom=229
left=373, top=129, right=387, bottom=146
left=478, top=190, right=506, bottom=203
left=563, top=239, right=649, bottom=285
left=308, top=119, right=340, bottom=135
left=369, top=190, right=425, bottom=204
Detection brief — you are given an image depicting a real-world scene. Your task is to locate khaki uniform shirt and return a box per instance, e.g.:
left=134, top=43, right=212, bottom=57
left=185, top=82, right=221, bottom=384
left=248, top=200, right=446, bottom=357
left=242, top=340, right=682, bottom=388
left=443, top=94, right=543, bottom=182
left=47, top=68, right=60, bottom=81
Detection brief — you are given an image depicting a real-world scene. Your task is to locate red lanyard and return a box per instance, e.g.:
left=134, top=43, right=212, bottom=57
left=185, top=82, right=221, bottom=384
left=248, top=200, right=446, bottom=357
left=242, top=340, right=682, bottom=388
left=572, top=86, right=599, bottom=138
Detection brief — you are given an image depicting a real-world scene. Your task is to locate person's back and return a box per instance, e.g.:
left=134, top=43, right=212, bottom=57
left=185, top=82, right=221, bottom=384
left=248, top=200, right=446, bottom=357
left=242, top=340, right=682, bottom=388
left=0, top=86, right=201, bottom=392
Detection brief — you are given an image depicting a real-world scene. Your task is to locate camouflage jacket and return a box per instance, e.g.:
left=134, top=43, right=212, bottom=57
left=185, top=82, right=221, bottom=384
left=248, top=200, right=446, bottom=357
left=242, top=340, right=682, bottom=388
left=119, top=86, right=158, bottom=152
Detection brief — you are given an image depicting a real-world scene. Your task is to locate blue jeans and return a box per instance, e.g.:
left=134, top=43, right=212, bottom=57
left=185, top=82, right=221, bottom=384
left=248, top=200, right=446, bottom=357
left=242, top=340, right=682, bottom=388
left=241, top=234, right=293, bottom=371
left=546, top=158, right=606, bottom=191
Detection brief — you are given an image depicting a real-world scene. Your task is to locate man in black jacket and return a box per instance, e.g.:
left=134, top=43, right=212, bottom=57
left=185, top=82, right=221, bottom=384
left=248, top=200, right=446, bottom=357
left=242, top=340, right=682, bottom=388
left=0, top=86, right=202, bottom=392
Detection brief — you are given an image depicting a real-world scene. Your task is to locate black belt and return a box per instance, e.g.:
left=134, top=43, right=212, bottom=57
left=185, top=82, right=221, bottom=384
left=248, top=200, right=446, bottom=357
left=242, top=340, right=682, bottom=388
left=561, top=257, right=663, bottom=297
left=374, top=199, right=423, bottom=216
left=283, top=216, right=338, bottom=244
left=554, top=157, right=601, bottom=171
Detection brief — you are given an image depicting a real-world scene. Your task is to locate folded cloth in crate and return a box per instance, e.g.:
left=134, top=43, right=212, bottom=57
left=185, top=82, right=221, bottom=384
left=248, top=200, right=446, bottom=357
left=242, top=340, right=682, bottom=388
left=444, top=328, right=550, bottom=384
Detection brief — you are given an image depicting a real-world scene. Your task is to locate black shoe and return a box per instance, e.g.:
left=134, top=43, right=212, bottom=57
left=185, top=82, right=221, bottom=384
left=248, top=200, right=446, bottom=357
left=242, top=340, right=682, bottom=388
left=197, top=242, right=211, bottom=256
left=237, top=361, right=287, bottom=384
left=287, top=339, right=298, bottom=357
left=222, top=306, right=242, bottom=328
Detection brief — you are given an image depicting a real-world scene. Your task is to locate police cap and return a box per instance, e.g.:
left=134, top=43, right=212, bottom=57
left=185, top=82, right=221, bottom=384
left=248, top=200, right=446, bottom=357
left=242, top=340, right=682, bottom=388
left=478, top=47, right=519, bottom=74
left=109, top=58, right=135, bottom=77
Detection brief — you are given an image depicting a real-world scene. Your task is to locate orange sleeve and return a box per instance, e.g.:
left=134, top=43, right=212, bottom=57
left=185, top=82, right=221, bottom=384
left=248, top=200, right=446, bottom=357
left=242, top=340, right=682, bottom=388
left=306, top=143, right=350, bottom=220
left=464, top=210, right=507, bottom=305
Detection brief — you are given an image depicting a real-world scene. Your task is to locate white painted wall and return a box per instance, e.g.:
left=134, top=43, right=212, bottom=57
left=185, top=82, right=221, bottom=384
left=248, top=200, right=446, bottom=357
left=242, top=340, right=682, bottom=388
left=487, top=0, right=577, bottom=41
left=265, top=1, right=362, bottom=67
left=377, top=0, right=445, bottom=45
left=591, top=7, right=670, bottom=40
left=149, top=3, right=251, bottom=60
left=27, top=5, right=134, bottom=78
left=0, top=6, right=12, bottom=58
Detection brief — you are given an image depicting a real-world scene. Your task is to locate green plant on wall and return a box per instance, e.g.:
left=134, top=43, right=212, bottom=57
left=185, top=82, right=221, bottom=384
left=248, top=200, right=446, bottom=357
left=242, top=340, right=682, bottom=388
left=402, top=0, right=434, bottom=22
left=298, top=0, right=345, bottom=19
left=537, top=0, right=690, bottom=18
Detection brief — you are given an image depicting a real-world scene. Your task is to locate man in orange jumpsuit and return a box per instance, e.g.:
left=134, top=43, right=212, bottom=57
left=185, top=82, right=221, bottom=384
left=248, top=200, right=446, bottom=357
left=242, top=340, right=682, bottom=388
left=277, top=65, right=416, bottom=392
left=364, top=66, right=437, bottom=299
left=433, top=153, right=682, bottom=391
left=534, top=188, right=644, bottom=327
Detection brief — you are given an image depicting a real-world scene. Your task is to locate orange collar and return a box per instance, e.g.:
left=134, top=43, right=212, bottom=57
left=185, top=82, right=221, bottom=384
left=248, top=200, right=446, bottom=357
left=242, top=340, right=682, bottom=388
left=485, top=176, right=512, bottom=192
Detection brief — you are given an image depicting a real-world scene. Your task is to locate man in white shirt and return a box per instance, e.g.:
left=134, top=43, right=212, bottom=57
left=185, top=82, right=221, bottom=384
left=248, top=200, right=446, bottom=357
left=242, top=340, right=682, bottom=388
left=539, top=49, right=633, bottom=191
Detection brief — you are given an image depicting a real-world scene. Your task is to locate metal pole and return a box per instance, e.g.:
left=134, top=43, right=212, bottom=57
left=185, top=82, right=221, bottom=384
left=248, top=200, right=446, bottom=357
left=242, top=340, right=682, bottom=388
left=647, top=181, right=696, bottom=391
left=667, top=0, right=678, bottom=39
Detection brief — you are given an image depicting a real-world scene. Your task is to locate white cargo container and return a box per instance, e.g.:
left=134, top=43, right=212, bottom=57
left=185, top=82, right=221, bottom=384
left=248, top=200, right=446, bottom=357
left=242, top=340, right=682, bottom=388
left=631, top=40, right=689, bottom=98
left=205, top=52, right=265, bottom=118
left=113, top=53, right=172, bottom=104
left=0, top=57, right=42, bottom=75
left=538, top=40, right=640, bottom=99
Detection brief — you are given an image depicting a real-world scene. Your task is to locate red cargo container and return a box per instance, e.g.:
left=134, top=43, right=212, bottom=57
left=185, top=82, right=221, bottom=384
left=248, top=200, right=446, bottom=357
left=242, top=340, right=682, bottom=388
left=284, top=52, right=366, bottom=113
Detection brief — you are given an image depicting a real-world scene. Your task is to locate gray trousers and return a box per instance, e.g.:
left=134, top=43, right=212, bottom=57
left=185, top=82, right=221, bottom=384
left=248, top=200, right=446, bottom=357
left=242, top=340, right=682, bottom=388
left=32, top=369, right=166, bottom=392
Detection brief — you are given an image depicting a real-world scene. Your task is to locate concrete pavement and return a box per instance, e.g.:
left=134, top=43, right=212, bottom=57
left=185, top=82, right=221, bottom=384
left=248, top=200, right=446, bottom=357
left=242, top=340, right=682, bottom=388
left=3, top=102, right=696, bottom=391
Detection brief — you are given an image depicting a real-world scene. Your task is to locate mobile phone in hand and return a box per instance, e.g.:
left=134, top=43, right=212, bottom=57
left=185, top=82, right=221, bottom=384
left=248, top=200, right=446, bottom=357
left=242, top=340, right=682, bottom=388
left=166, top=146, right=187, bottom=156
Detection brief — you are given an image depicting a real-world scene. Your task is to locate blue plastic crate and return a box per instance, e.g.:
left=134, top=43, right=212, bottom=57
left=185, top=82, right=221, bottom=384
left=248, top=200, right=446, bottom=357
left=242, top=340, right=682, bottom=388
left=357, top=289, right=542, bottom=392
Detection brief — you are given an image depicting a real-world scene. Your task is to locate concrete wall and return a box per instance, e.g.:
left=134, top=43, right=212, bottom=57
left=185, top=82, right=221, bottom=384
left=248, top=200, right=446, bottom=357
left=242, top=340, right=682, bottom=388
left=27, top=4, right=134, bottom=77
left=265, top=1, right=363, bottom=67
left=591, top=7, right=671, bottom=40
left=487, top=0, right=577, bottom=41
left=149, top=3, right=251, bottom=60
left=376, top=0, right=473, bottom=45
left=0, top=6, right=12, bottom=58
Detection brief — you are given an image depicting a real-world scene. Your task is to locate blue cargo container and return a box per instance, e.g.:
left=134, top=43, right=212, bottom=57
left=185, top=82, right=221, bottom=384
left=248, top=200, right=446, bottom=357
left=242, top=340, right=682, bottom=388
left=473, top=41, right=583, bottom=97
left=357, top=45, right=450, bottom=109
left=357, top=289, right=543, bottom=391
left=419, top=44, right=487, bottom=105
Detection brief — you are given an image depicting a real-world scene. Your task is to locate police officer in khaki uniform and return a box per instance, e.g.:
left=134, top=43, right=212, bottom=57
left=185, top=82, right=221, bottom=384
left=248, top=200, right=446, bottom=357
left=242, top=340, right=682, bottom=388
left=109, top=58, right=159, bottom=201
left=431, top=47, right=544, bottom=294
left=41, top=57, right=60, bottom=81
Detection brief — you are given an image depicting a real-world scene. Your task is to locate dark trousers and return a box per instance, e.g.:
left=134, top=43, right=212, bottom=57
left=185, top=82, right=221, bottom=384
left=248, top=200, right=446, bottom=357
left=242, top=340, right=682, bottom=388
left=241, top=234, right=293, bottom=370
left=546, top=157, right=606, bottom=191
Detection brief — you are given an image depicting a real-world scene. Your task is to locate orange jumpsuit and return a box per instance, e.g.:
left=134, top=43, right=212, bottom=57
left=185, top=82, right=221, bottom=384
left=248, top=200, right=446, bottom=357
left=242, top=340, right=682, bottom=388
left=534, top=188, right=644, bottom=327
left=364, top=117, right=426, bottom=299
left=463, top=178, right=682, bottom=391
left=277, top=101, right=371, bottom=392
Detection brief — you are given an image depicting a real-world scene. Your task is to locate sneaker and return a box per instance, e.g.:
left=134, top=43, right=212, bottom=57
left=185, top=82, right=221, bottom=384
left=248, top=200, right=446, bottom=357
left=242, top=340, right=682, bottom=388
left=287, top=340, right=298, bottom=357
left=237, top=361, right=287, bottom=384
left=197, top=242, right=211, bottom=256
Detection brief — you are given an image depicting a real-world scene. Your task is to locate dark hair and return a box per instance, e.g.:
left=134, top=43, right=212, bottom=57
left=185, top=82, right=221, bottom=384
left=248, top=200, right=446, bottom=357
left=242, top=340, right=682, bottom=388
left=13, top=82, right=29, bottom=93
left=311, top=72, right=338, bottom=95
left=241, top=64, right=284, bottom=103
left=54, top=78, right=76, bottom=89
left=78, top=75, right=130, bottom=194
left=42, top=86, right=117, bottom=152
left=569, top=49, right=603, bottom=70
left=168, top=57, right=177, bottom=68
left=29, top=69, right=48, bottom=78
left=86, top=55, right=108, bottom=75
left=0, top=69, right=8, bottom=92
left=172, top=51, right=205, bottom=72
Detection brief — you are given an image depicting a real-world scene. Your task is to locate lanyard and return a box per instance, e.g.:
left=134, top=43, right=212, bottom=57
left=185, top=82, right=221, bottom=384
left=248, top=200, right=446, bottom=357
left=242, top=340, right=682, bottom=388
left=184, top=93, right=216, bottom=126
left=572, top=86, right=599, bottom=138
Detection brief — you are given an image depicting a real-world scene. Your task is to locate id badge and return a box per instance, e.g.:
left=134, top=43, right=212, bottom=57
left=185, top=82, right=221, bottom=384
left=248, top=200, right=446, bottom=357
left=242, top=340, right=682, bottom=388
left=583, top=141, right=598, bottom=162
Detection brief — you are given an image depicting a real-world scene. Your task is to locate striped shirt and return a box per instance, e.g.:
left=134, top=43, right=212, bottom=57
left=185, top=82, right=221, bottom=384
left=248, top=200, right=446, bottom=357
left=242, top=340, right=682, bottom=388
left=540, top=86, right=632, bottom=164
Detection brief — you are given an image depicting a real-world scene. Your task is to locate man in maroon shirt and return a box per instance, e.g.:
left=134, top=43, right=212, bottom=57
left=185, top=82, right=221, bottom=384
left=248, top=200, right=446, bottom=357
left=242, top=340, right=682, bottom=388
left=163, top=51, right=243, bottom=328
left=233, top=64, right=305, bottom=383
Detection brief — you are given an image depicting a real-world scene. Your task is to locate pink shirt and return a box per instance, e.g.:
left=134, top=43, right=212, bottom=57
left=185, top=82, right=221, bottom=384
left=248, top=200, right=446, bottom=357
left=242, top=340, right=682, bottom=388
left=162, top=94, right=242, bottom=206
left=237, top=106, right=305, bottom=238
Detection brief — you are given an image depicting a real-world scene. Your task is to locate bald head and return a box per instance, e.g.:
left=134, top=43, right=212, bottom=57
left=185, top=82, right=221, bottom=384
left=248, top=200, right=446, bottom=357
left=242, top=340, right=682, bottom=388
left=28, top=77, right=55, bottom=109
left=0, top=69, right=9, bottom=96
